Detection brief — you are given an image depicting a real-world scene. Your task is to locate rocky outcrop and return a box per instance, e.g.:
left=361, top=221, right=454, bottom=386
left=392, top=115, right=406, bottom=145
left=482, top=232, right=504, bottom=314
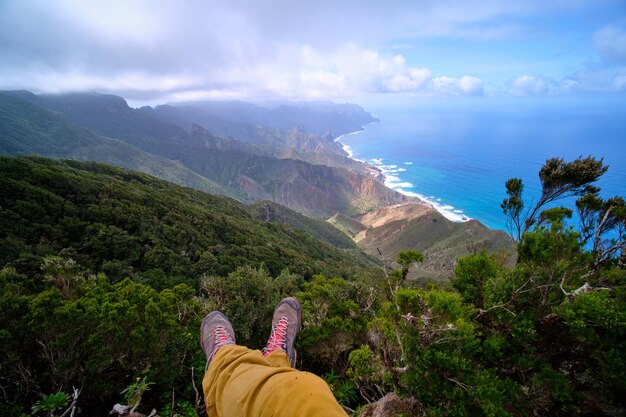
left=359, top=393, right=425, bottom=417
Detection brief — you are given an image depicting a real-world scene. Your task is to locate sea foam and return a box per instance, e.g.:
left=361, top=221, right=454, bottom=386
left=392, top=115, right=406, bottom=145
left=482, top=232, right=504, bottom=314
left=334, top=128, right=471, bottom=223
left=371, top=158, right=471, bottom=223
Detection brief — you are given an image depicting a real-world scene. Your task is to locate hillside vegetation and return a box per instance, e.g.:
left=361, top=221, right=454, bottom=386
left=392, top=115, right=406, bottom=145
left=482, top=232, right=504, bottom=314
left=1, top=156, right=624, bottom=417
left=358, top=209, right=516, bottom=281
left=0, top=157, right=376, bottom=284
left=2, top=90, right=622, bottom=417
left=247, top=200, right=357, bottom=249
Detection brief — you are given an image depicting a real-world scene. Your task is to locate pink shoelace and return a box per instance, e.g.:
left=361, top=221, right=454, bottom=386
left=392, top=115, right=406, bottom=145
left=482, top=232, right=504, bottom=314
left=210, top=325, right=234, bottom=357
left=205, top=324, right=234, bottom=370
left=263, top=316, right=289, bottom=356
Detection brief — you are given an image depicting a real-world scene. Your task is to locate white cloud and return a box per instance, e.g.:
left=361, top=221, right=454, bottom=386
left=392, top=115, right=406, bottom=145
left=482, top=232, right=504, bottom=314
left=0, top=0, right=490, bottom=101
left=508, top=68, right=626, bottom=96
left=594, top=21, right=626, bottom=64
left=384, top=68, right=432, bottom=92
left=179, top=46, right=483, bottom=99
left=431, top=76, right=484, bottom=96
left=508, top=75, right=552, bottom=96
left=293, top=47, right=436, bottom=96
left=273, top=48, right=484, bottom=97
left=614, top=74, right=626, bottom=91
left=0, top=0, right=615, bottom=101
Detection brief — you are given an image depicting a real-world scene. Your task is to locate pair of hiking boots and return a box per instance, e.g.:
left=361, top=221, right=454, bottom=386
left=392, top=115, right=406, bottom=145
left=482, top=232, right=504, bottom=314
left=200, top=297, right=301, bottom=368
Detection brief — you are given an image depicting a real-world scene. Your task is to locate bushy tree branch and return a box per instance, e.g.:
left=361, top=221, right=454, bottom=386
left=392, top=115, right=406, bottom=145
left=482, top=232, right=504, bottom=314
left=502, top=156, right=607, bottom=242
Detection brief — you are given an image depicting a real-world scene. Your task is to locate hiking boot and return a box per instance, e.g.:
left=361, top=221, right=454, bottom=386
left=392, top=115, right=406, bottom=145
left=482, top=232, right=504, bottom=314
left=263, top=297, right=301, bottom=367
left=200, top=311, right=236, bottom=367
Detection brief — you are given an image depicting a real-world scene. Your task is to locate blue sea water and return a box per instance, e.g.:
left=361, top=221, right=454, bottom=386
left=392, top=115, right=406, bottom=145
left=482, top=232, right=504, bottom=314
left=339, top=95, right=626, bottom=232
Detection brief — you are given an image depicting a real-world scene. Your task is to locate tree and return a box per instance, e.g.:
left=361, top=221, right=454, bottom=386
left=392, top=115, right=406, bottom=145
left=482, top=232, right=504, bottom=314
left=576, top=194, right=626, bottom=270
left=452, top=251, right=501, bottom=308
left=384, top=251, right=424, bottom=302
left=396, top=251, right=424, bottom=281
left=502, top=156, right=607, bottom=241
left=501, top=178, right=524, bottom=241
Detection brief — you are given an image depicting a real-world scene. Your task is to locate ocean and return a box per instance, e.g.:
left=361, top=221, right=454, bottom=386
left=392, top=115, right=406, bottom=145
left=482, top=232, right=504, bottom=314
left=338, top=95, right=626, bottom=232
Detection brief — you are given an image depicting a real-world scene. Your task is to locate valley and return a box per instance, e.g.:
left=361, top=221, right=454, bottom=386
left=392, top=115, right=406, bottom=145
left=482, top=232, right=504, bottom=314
left=0, top=90, right=514, bottom=278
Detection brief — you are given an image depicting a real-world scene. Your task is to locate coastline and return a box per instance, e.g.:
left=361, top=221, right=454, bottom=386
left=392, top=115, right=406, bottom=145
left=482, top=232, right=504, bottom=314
left=334, top=123, right=385, bottom=181
left=335, top=123, right=471, bottom=223
left=334, top=122, right=377, bottom=161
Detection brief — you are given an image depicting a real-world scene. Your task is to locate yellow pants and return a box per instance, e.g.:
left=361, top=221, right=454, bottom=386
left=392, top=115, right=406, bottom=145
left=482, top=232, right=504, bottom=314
left=203, top=345, right=348, bottom=417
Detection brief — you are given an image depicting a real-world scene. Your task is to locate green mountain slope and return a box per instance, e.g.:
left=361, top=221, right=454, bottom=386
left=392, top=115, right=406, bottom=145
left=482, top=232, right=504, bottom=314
left=151, top=104, right=377, bottom=173
left=151, top=105, right=349, bottom=156
left=10, top=90, right=192, bottom=149
left=0, top=92, right=232, bottom=197
left=11, top=91, right=372, bottom=159
left=2, top=91, right=402, bottom=218
left=0, top=157, right=377, bottom=286
left=358, top=209, right=515, bottom=281
left=1, top=90, right=512, bottom=273
left=247, top=200, right=357, bottom=249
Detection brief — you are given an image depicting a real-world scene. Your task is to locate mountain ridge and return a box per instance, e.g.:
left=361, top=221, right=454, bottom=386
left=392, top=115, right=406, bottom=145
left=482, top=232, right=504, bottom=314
left=0, top=90, right=515, bottom=277
left=0, top=92, right=233, bottom=197
left=2, top=90, right=396, bottom=217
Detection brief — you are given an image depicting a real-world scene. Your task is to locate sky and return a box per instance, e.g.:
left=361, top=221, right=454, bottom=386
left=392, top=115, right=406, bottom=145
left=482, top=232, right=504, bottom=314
left=1, top=0, right=625, bottom=105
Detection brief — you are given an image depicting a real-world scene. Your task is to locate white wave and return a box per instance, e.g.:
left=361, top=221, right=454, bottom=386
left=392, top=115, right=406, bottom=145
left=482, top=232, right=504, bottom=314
left=395, top=188, right=471, bottom=223
left=382, top=172, right=413, bottom=189
left=387, top=181, right=414, bottom=188
left=342, top=144, right=354, bottom=158
left=334, top=125, right=375, bottom=161
left=334, top=129, right=365, bottom=142
left=334, top=130, right=470, bottom=223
